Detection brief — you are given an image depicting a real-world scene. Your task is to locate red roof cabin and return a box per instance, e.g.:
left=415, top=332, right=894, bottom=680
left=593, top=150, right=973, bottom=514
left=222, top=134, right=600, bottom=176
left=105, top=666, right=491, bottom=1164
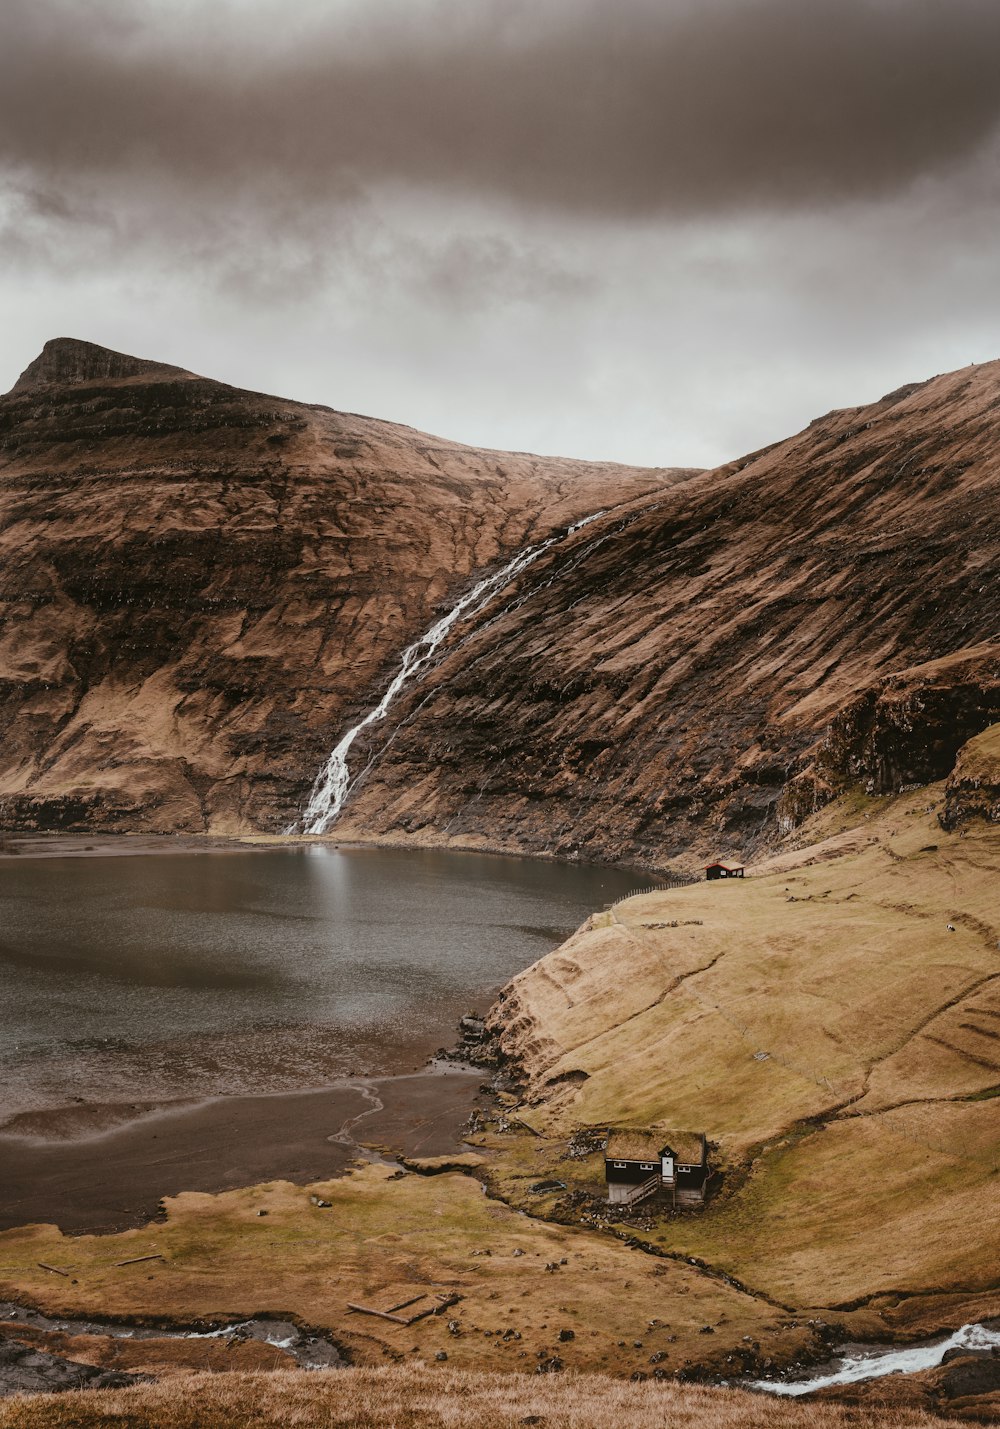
left=704, top=862, right=744, bottom=881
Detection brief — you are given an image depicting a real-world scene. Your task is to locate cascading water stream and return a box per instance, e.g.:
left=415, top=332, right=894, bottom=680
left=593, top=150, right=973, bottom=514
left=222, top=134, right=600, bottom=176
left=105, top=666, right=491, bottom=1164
left=295, top=510, right=608, bottom=834
left=749, top=1322, right=1000, bottom=1397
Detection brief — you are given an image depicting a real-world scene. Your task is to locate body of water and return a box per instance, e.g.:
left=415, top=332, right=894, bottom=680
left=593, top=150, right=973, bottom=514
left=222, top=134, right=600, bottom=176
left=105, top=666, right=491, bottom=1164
left=0, top=844, right=637, bottom=1130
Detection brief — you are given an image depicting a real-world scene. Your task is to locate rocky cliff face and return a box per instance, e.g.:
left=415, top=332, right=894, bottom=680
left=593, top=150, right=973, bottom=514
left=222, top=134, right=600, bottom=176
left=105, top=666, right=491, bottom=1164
left=0, top=338, right=669, bottom=832
left=4, top=341, right=998, bottom=852
left=941, top=721, right=1000, bottom=830
left=332, top=362, right=1000, bottom=864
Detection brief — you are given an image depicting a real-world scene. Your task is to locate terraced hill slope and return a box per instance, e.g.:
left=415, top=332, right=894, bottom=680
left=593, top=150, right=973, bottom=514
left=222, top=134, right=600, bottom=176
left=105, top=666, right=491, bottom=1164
left=334, top=363, right=1000, bottom=865
left=480, top=762, right=1000, bottom=1337
left=0, top=339, right=668, bottom=833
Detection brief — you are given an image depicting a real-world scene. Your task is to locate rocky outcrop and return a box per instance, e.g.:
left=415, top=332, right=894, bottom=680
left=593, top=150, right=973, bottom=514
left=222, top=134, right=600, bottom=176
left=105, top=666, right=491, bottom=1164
left=777, top=649, right=1000, bottom=833
left=941, top=721, right=1000, bottom=830
left=332, top=361, right=1000, bottom=865
left=11, top=337, right=189, bottom=391
left=0, top=339, right=670, bottom=833
left=0, top=1336, right=144, bottom=1397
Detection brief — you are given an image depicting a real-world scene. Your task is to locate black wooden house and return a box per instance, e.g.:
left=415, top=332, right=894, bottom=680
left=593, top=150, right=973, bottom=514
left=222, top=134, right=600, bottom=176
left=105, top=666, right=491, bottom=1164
left=704, top=862, right=744, bottom=881
left=604, top=1130, right=709, bottom=1209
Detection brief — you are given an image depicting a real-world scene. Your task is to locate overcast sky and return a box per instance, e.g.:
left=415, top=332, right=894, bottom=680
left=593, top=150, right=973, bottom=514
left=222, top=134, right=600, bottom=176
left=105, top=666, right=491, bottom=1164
left=3, top=0, right=1000, bottom=468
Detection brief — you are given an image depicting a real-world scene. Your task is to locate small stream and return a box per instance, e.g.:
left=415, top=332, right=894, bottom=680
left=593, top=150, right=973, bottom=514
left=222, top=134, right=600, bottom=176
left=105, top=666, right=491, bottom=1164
left=749, top=1322, right=1000, bottom=1396
left=0, top=1300, right=343, bottom=1381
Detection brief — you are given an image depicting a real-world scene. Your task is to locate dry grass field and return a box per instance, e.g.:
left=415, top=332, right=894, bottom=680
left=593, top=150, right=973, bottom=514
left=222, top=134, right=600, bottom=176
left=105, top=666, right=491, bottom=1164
left=0, top=1160, right=804, bottom=1380
left=0, top=1366, right=974, bottom=1429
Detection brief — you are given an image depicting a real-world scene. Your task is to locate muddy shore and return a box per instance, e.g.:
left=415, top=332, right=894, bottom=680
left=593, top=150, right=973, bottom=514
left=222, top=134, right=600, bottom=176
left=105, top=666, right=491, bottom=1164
left=0, top=1068, right=483, bottom=1235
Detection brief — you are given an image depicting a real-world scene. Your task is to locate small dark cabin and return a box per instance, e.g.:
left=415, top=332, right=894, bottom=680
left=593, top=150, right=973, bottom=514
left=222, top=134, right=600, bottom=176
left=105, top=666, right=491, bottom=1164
left=705, top=862, right=744, bottom=881
left=605, top=1130, right=709, bottom=1209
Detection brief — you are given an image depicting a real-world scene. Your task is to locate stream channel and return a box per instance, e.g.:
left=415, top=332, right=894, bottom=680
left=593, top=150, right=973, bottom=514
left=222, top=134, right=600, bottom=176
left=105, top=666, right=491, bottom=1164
left=748, top=1321, right=1000, bottom=1397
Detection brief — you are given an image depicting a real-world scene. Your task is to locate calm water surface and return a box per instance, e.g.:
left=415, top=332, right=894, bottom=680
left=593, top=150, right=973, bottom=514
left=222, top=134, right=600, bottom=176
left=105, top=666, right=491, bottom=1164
left=0, top=846, right=639, bottom=1127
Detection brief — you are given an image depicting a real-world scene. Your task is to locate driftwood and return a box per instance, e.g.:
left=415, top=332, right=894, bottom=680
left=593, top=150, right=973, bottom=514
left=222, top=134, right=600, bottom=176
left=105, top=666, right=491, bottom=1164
left=384, top=1294, right=428, bottom=1314
left=347, top=1292, right=463, bottom=1327
left=37, top=1262, right=70, bottom=1278
left=405, top=1293, right=461, bottom=1324
left=346, top=1302, right=410, bottom=1325
left=115, top=1254, right=164, bottom=1267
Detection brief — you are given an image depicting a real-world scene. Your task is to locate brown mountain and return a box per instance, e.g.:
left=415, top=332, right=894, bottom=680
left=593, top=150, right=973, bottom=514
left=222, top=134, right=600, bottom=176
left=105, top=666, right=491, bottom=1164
left=0, top=338, right=671, bottom=832
left=331, top=361, right=1000, bottom=865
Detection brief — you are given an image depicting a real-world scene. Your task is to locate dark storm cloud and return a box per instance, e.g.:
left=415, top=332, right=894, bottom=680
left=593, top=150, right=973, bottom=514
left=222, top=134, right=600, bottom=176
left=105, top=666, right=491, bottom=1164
left=2, top=0, right=1000, bottom=225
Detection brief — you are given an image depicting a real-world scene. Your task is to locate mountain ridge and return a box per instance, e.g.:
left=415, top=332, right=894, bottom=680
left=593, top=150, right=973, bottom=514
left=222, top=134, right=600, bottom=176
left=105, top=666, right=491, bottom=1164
left=10, top=336, right=194, bottom=392
left=0, top=338, right=675, bottom=834
left=328, top=358, right=1000, bottom=864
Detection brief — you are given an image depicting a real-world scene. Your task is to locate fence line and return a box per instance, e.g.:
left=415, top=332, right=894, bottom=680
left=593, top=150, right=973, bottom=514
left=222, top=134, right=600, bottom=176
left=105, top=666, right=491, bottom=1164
left=609, top=873, right=698, bottom=908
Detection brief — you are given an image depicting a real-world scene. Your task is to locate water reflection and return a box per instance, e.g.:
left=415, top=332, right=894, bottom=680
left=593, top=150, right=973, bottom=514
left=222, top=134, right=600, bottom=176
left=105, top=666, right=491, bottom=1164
left=0, top=846, right=639, bottom=1123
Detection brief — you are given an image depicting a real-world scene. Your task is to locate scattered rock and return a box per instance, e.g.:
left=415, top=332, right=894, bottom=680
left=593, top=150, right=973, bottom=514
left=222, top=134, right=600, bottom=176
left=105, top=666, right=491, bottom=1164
left=565, top=1129, right=607, bottom=1160
left=535, top=1356, right=563, bottom=1374
left=940, top=1353, right=1000, bottom=1399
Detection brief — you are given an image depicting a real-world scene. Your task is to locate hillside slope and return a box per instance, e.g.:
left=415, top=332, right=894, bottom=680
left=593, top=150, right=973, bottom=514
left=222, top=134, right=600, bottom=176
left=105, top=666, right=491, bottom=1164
left=480, top=767, right=1000, bottom=1330
left=0, top=1364, right=974, bottom=1428
left=0, top=339, right=669, bottom=832
left=334, top=362, right=1000, bottom=865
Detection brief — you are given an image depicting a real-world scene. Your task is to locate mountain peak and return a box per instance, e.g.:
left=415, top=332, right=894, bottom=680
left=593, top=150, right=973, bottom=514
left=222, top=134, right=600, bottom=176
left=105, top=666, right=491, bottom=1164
left=10, top=338, right=192, bottom=393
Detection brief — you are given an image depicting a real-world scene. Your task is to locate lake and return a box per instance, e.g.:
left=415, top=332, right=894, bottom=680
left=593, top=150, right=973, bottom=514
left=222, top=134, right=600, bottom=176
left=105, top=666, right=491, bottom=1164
left=0, top=844, right=639, bottom=1133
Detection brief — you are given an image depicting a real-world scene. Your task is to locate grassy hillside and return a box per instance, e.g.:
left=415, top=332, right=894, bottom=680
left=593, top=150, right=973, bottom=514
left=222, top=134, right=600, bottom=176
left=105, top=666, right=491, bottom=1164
left=484, top=770, right=1000, bottom=1332
left=0, top=1365, right=973, bottom=1429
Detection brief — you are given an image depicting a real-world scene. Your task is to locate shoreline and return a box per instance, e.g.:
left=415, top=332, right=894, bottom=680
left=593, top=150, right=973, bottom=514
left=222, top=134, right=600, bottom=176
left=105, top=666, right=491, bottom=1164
left=0, top=1066, right=485, bottom=1236
left=0, top=838, right=606, bottom=1239
left=0, top=829, right=677, bottom=880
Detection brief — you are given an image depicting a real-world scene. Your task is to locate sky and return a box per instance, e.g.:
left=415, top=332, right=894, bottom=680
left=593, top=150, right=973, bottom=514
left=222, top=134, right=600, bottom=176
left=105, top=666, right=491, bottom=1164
left=3, top=0, right=1000, bottom=468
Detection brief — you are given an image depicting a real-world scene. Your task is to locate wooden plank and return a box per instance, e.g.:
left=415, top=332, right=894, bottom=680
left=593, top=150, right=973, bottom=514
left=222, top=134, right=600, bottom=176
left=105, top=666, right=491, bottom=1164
left=37, top=1262, right=70, bottom=1278
left=384, top=1294, right=428, bottom=1315
left=114, top=1254, right=164, bottom=1267
left=405, top=1293, right=461, bottom=1324
left=346, top=1302, right=411, bottom=1325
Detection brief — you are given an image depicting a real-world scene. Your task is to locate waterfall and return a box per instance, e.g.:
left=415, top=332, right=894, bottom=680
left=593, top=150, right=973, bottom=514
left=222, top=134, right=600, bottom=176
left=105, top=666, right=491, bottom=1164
left=295, top=509, right=608, bottom=834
